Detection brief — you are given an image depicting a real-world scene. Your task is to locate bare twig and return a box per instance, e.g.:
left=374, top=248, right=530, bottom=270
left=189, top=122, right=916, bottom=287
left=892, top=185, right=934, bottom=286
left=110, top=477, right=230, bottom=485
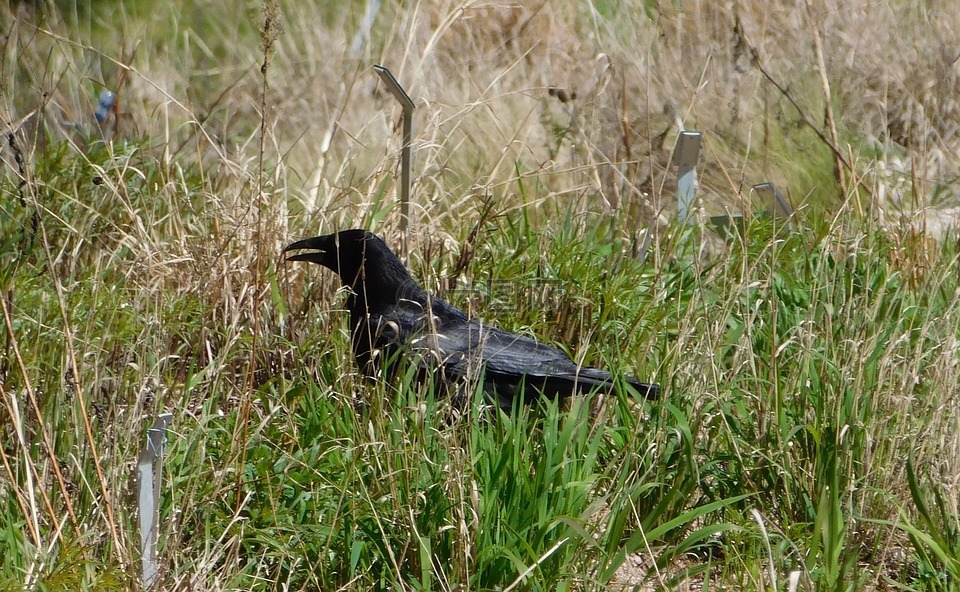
left=748, top=39, right=874, bottom=202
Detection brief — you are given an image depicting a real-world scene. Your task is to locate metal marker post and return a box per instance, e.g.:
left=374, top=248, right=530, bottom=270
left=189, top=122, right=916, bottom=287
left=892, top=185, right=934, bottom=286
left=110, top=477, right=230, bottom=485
left=752, top=182, right=794, bottom=231
left=138, top=412, right=173, bottom=589
left=373, top=65, right=415, bottom=250
left=672, top=131, right=702, bottom=225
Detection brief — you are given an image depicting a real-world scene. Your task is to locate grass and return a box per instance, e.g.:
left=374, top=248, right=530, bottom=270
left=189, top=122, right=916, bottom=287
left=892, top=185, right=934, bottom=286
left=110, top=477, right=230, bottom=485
left=3, top=0, right=960, bottom=590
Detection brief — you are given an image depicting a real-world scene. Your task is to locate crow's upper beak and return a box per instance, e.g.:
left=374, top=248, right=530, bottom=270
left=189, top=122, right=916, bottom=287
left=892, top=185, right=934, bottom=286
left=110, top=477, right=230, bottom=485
left=283, top=235, right=332, bottom=265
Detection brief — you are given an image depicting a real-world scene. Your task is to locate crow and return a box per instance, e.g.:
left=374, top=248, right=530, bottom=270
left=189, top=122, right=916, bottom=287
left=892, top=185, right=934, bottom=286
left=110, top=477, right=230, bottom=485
left=285, top=229, right=660, bottom=410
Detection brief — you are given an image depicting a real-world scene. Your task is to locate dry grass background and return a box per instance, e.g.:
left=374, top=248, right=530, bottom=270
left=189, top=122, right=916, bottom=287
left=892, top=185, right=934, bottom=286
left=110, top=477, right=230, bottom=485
left=2, top=1, right=960, bottom=590
left=8, top=1, right=960, bottom=238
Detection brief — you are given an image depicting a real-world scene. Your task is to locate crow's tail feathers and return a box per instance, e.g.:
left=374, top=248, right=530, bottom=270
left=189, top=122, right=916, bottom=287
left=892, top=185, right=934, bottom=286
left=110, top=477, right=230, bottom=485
left=624, top=377, right=660, bottom=400
left=574, top=367, right=660, bottom=400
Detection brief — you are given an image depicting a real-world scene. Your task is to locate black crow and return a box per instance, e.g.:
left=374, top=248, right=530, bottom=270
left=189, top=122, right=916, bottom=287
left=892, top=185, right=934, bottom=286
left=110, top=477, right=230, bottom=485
left=285, top=229, right=660, bottom=410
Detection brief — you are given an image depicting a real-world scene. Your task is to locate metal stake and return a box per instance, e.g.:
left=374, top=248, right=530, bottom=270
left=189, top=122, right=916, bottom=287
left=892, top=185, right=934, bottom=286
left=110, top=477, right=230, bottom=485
left=373, top=65, right=415, bottom=250
left=138, top=413, right=173, bottom=589
left=752, top=182, right=794, bottom=229
left=672, top=130, right=702, bottom=225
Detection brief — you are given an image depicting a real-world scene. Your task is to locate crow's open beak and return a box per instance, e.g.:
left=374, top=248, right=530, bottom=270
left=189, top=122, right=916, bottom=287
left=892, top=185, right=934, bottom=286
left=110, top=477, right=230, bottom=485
left=283, top=235, right=332, bottom=265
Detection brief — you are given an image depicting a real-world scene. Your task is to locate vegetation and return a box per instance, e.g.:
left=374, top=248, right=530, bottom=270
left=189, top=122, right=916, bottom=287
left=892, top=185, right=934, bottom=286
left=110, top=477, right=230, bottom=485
left=2, top=1, right=959, bottom=590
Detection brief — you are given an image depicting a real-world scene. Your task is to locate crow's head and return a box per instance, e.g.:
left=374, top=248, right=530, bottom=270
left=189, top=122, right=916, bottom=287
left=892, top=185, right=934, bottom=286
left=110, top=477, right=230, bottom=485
left=284, top=229, right=418, bottom=307
left=284, top=229, right=381, bottom=286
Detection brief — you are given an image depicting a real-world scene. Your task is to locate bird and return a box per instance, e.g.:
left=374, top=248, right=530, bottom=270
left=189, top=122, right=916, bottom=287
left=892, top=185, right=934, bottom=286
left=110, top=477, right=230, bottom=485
left=284, top=229, right=660, bottom=410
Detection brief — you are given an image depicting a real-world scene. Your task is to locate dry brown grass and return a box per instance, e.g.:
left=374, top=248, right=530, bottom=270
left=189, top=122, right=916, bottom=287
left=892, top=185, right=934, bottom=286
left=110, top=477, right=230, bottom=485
left=8, top=1, right=960, bottom=244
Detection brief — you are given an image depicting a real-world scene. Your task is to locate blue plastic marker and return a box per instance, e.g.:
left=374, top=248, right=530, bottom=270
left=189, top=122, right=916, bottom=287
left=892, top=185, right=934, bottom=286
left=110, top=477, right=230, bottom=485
left=95, top=90, right=116, bottom=124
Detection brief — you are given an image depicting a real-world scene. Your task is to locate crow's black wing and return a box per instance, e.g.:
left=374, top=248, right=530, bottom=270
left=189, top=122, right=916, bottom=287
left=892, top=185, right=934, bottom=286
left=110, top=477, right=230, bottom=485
left=414, top=317, right=659, bottom=406
left=434, top=321, right=575, bottom=373
left=361, top=296, right=659, bottom=408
